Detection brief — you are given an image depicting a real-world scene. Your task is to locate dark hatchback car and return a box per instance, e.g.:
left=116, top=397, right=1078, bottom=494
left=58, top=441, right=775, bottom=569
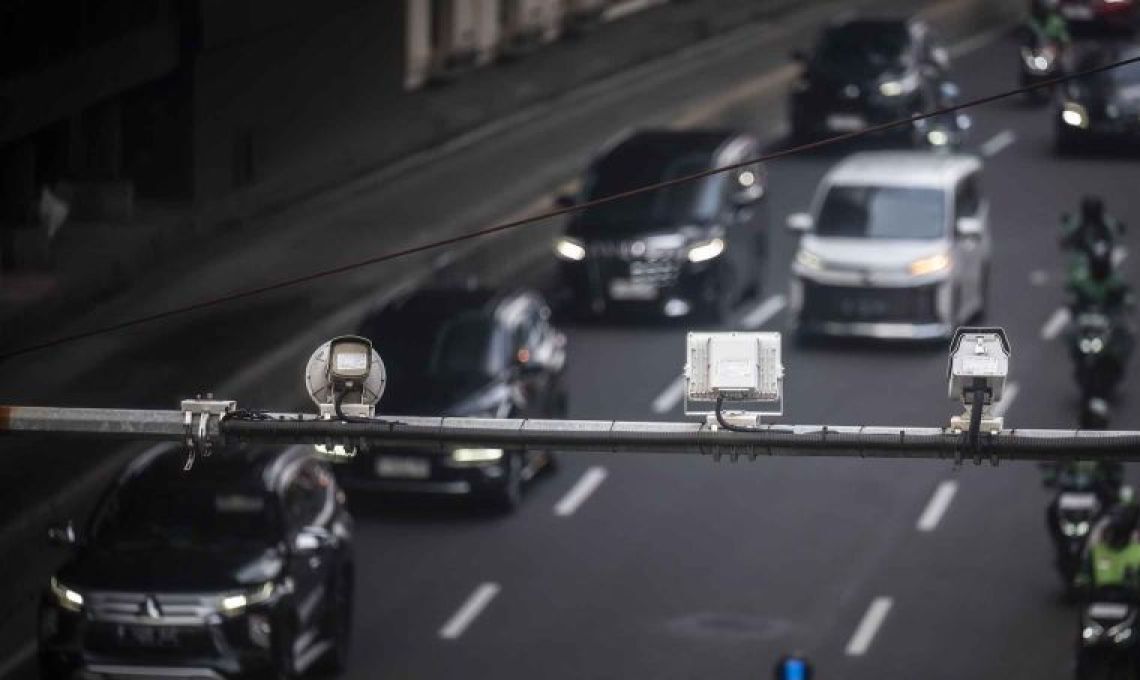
left=40, top=445, right=354, bottom=680
left=788, top=17, right=953, bottom=145
left=1056, top=44, right=1140, bottom=153
left=554, top=129, right=767, bottom=321
left=337, top=286, right=568, bottom=511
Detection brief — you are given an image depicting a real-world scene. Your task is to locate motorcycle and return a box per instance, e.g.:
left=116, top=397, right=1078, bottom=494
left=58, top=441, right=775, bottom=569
left=1046, top=464, right=1123, bottom=592
left=1077, top=590, right=1139, bottom=679
left=1070, top=310, right=1128, bottom=406
left=1020, top=35, right=1064, bottom=105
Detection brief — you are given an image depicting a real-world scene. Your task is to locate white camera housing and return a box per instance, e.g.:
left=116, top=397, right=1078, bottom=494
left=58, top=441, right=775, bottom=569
left=685, top=332, right=783, bottom=419
left=305, top=336, right=386, bottom=418
left=947, top=327, right=1010, bottom=406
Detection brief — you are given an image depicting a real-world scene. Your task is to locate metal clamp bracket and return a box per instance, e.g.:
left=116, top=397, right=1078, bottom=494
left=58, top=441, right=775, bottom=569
left=180, top=398, right=236, bottom=470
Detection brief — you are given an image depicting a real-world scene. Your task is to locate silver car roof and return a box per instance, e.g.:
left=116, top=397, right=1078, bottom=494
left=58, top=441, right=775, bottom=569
left=823, top=151, right=983, bottom=190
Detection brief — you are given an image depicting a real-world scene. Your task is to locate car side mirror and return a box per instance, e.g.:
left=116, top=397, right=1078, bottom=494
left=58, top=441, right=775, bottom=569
left=956, top=216, right=983, bottom=238
left=293, top=527, right=332, bottom=554
left=48, top=521, right=77, bottom=547
left=554, top=194, right=577, bottom=209
left=787, top=212, right=814, bottom=232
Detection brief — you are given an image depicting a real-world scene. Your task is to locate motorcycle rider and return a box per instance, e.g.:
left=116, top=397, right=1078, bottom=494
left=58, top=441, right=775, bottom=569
left=1076, top=503, right=1140, bottom=595
left=1067, top=246, right=1134, bottom=317
left=1026, top=0, right=1072, bottom=48
left=1062, top=196, right=1128, bottom=272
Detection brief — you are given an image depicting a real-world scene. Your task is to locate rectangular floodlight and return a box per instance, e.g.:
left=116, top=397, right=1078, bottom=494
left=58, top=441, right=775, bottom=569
left=685, top=332, right=783, bottom=417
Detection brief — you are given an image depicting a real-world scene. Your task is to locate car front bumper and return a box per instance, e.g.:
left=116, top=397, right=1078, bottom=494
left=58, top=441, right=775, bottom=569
left=335, top=452, right=511, bottom=497
left=560, top=257, right=721, bottom=318
left=790, top=276, right=954, bottom=340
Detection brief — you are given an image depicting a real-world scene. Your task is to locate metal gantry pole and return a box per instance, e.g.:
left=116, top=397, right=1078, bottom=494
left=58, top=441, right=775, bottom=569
left=3, top=403, right=1140, bottom=464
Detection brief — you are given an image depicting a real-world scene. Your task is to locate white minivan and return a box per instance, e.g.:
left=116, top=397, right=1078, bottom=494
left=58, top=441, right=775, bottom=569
left=788, top=152, right=991, bottom=340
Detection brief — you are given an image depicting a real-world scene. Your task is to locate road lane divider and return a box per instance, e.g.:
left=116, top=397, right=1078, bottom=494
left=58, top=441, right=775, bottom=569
left=1030, top=270, right=1048, bottom=286
left=916, top=481, right=959, bottom=532
left=992, top=381, right=1019, bottom=418
left=844, top=597, right=894, bottom=656
left=1041, top=308, right=1071, bottom=341
left=555, top=467, right=609, bottom=517
left=979, top=130, right=1016, bottom=157
left=439, top=583, right=501, bottom=640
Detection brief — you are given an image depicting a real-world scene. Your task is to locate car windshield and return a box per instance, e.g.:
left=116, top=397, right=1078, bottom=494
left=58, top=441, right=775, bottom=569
left=94, top=485, right=278, bottom=549
left=815, top=24, right=909, bottom=72
left=816, top=185, right=946, bottom=239
left=575, top=152, right=723, bottom=233
left=428, top=313, right=506, bottom=378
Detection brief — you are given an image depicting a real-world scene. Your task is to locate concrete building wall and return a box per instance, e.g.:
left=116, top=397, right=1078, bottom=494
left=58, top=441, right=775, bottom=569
left=192, top=0, right=405, bottom=203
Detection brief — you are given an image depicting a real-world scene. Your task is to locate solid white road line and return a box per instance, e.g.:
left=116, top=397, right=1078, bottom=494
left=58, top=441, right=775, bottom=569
left=439, top=583, right=501, bottom=640
left=1115, top=246, right=1129, bottom=268
left=1041, top=307, right=1071, bottom=341
left=979, top=130, right=1016, bottom=157
left=555, top=467, right=609, bottom=517
left=845, top=597, right=894, bottom=656
left=992, top=381, right=1020, bottom=419
left=916, top=481, right=959, bottom=532
left=740, top=294, right=788, bottom=330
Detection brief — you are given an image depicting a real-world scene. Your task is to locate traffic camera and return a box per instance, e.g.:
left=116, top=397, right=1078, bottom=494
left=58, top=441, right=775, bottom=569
left=947, top=327, right=1010, bottom=432
left=305, top=335, right=387, bottom=419
left=685, top=332, right=783, bottom=427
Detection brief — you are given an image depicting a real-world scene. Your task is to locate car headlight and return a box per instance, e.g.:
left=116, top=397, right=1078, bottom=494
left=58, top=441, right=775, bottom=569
left=795, top=249, right=823, bottom=271
left=1111, top=624, right=1134, bottom=644
left=49, top=577, right=84, bottom=612
left=451, top=448, right=504, bottom=463
left=554, top=237, right=586, bottom=261
left=687, top=238, right=725, bottom=263
left=1062, top=102, right=1089, bottom=129
left=879, top=72, right=918, bottom=97
left=1084, top=623, right=1105, bottom=643
left=927, top=129, right=951, bottom=147
left=907, top=252, right=951, bottom=277
left=221, top=581, right=276, bottom=615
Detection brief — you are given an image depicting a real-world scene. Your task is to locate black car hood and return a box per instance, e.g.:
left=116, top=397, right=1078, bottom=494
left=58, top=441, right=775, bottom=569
left=60, top=544, right=284, bottom=592
left=807, top=60, right=889, bottom=89
left=569, top=223, right=714, bottom=243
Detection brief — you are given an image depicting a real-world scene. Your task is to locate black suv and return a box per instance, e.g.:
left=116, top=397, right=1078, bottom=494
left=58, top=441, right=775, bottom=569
left=40, top=445, right=354, bottom=679
left=336, top=285, right=568, bottom=511
left=1056, top=43, right=1140, bottom=153
left=789, top=17, right=953, bottom=145
left=554, top=129, right=768, bottom=321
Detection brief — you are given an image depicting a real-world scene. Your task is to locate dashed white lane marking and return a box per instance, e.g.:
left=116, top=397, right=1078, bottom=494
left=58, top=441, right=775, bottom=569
left=555, top=467, right=608, bottom=517
left=740, top=294, right=788, bottom=330
left=845, top=597, right=894, bottom=656
left=439, top=583, right=501, bottom=640
left=917, top=481, right=959, bottom=532
left=980, top=130, right=1016, bottom=157
left=1030, top=270, right=1049, bottom=286
left=992, top=382, right=1020, bottom=419
left=650, top=295, right=786, bottom=414
left=1042, top=307, right=1071, bottom=341
left=1115, top=246, right=1129, bottom=268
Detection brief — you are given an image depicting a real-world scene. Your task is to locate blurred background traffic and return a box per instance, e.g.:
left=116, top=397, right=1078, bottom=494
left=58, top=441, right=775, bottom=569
left=3, top=0, right=1140, bottom=678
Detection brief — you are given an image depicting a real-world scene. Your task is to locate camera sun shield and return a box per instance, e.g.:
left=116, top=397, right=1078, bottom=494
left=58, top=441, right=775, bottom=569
left=947, top=327, right=1010, bottom=406
left=305, top=336, right=387, bottom=417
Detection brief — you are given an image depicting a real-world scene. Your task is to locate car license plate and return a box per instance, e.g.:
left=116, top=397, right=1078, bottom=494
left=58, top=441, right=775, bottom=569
left=841, top=296, right=888, bottom=318
left=826, top=114, right=866, bottom=132
left=609, top=279, right=658, bottom=301
left=119, top=625, right=182, bottom=648
left=375, top=456, right=430, bottom=479
left=1062, top=4, right=1093, bottom=19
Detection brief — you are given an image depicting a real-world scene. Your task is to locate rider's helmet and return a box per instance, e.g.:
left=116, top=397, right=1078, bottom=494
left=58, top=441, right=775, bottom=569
left=1104, top=505, right=1139, bottom=550
left=1031, top=0, right=1059, bottom=19
left=1082, top=195, right=1107, bottom=223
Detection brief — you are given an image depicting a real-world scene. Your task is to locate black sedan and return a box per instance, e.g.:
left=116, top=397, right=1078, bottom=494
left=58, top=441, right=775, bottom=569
left=39, top=445, right=354, bottom=679
left=338, top=285, right=568, bottom=511
left=1056, top=43, right=1140, bottom=153
left=788, top=16, right=954, bottom=146
left=554, top=129, right=768, bottom=321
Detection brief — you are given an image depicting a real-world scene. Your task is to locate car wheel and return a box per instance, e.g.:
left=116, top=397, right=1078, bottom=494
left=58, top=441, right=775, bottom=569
left=485, top=453, right=522, bottom=513
left=316, top=568, right=353, bottom=675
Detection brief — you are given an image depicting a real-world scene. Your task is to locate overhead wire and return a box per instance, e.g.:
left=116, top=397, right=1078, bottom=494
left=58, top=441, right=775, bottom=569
left=3, top=52, right=1139, bottom=361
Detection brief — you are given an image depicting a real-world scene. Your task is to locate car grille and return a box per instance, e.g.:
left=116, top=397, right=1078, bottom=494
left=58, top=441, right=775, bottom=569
left=801, top=282, right=939, bottom=324
left=87, top=592, right=216, bottom=626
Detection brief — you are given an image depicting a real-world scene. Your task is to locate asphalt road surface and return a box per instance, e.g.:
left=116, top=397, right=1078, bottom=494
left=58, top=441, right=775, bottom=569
left=3, top=8, right=1139, bottom=680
